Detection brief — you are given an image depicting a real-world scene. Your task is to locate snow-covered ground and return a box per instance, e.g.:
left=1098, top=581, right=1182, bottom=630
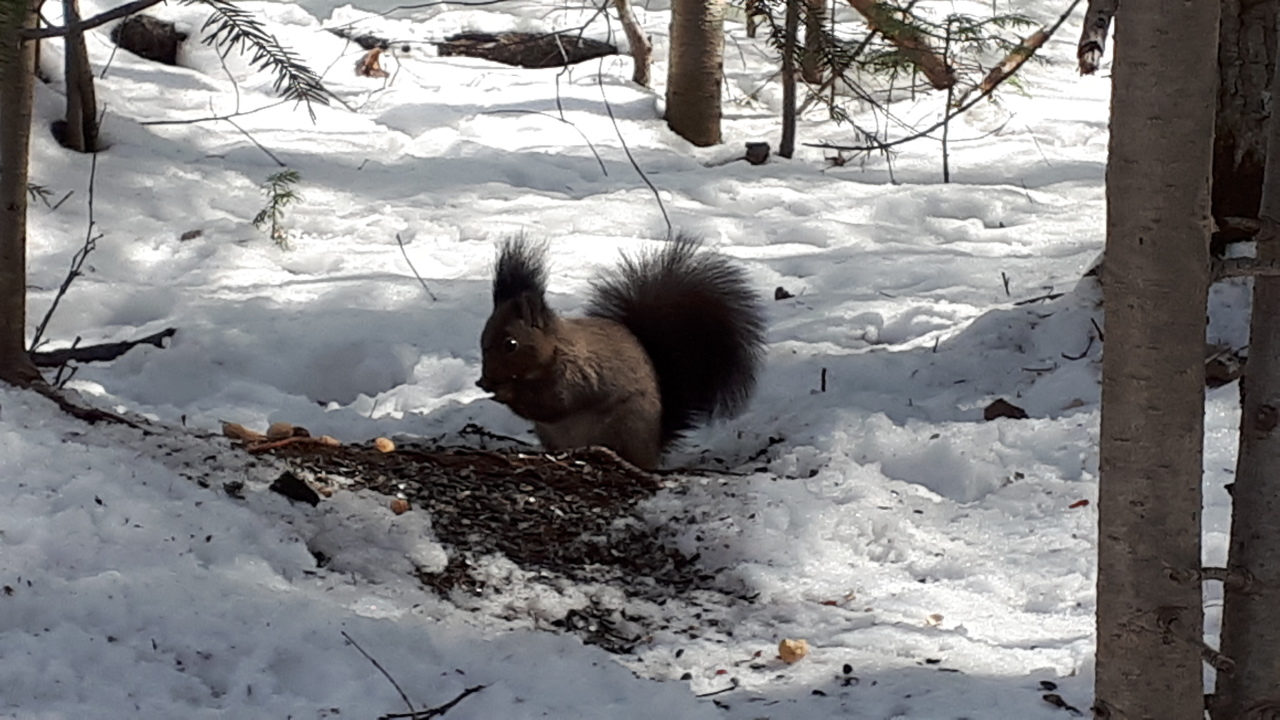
left=2, top=0, right=1243, bottom=717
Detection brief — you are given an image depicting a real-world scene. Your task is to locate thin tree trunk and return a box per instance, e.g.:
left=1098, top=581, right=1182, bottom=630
left=613, top=0, right=651, bottom=88
left=778, top=0, right=798, bottom=158
left=61, top=0, right=98, bottom=152
left=665, top=0, right=724, bottom=146
left=1215, top=11, right=1280, bottom=712
left=1094, top=0, right=1219, bottom=718
left=0, top=0, right=41, bottom=385
left=800, top=0, right=824, bottom=84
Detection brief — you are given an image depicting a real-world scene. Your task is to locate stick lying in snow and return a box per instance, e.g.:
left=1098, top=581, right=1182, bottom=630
left=343, top=630, right=488, bottom=720
left=30, top=327, right=176, bottom=367
left=379, top=685, right=488, bottom=720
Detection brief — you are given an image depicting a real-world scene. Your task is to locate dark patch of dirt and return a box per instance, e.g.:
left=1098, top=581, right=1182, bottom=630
left=111, top=15, right=187, bottom=66
left=263, top=441, right=734, bottom=651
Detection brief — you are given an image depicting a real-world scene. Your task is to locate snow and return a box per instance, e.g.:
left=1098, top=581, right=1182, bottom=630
left=2, top=0, right=1242, bottom=717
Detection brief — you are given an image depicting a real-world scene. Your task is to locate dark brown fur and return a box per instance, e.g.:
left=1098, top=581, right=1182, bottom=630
left=477, top=236, right=765, bottom=470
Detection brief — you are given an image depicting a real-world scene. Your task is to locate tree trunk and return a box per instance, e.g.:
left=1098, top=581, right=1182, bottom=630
left=800, top=0, right=824, bottom=84
left=778, top=0, right=798, bottom=158
left=613, top=0, right=651, bottom=88
left=0, top=0, right=40, bottom=385
left=1215, top=13, right=1280, bottom=714
left=1094, top=0, right=1219, bottom=718
left=1212, top=0, right=1275, bottom=239
left=61, top=0, right=98, bottom=152
left=665, top=0, right=724, bottom=146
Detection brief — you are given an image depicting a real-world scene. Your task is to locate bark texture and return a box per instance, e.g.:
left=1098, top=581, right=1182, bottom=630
left=1215, top=7, right=1280, bottom=712
left=1212, top=0, right=1276, bottom=232
left=665, top=0, right=724, bottom=146
left=0, top=0, right=40, bottom=385
left=1095, top=0, right=1219, bottom=718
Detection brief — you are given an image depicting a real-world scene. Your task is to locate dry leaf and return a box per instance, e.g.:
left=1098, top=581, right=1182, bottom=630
left=355, top=47, right=389, bottom=78
left=374, top=437, right=395, bottom=453
left=318, top=435, right=341, bottom=447
left=266, top=421, right=295, bottom=440
left=778, top=638, right=809, bottom=664
left=926, top=613, right=944, bottom=627
left=390, top=498, right=411, bottom=515
left=222, top=422, right=266, bottom=443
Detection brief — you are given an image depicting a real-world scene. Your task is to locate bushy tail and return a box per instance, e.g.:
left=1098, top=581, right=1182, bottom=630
left=587, top=234, right=767, bottom=446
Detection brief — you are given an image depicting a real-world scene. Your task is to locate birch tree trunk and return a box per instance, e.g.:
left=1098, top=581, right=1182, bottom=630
left=613, top=0, right=651, bottom=87
left=1215, top=10, right=1280, bottom=712
left=665, top=0, right=723, bottom=146
left=1094, top=0, right=1219, bottom=717
left=0, top=0, right=40, bottom=386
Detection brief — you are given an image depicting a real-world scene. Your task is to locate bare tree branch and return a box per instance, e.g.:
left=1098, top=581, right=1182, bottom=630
left=31, top=327, right=176, bottom=367
left=21, top=0, right=164, bottom=39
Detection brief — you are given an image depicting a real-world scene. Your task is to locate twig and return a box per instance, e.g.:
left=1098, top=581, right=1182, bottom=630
left=224, top=117, right=286, bottom=167
left=26, top=381, right=150, bottom=431
left=1012, top=291, right=1063, bottom=306
left=1061, top=333, right=1094, bottom=361
left=341, top=631, right=415, bottom=716
left=31, top=327, right=176, bottom=367
left=138, top=99, right=293, bottom=126
left=806, top=0, right=1082, bottom=154
left=30, top=150, right=101, bottom=352
left=696, top=682, right=739, bottom=698
left=379, top=685, right=488, bottom=719
left=395, top=233, right=439, bottom=301
left=595, top=62, right=671, bottom=238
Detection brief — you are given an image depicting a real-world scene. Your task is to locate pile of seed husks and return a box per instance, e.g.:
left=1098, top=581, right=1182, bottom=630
left=261, top=439, right=731, bottom=649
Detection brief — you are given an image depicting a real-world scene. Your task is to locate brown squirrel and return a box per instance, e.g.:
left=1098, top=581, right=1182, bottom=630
left=476, top=235, right=767, bottom=470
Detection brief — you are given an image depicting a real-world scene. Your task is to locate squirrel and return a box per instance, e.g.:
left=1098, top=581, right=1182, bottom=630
left=476, top=234, right=767, bottom=470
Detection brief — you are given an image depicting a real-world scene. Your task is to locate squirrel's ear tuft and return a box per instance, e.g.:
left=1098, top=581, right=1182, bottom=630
left=516, top=291, right=554, bottom=328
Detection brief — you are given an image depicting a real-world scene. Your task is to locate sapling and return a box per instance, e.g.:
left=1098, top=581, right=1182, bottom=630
left=252, top=169, right=301, bottom=248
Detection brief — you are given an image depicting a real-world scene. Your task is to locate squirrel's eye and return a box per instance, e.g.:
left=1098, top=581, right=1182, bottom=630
left=504, top=337, right=519, bottom=353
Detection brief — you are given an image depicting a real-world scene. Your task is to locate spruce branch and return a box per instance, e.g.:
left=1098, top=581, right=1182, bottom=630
left=186, top=0, right=332, bottom=118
